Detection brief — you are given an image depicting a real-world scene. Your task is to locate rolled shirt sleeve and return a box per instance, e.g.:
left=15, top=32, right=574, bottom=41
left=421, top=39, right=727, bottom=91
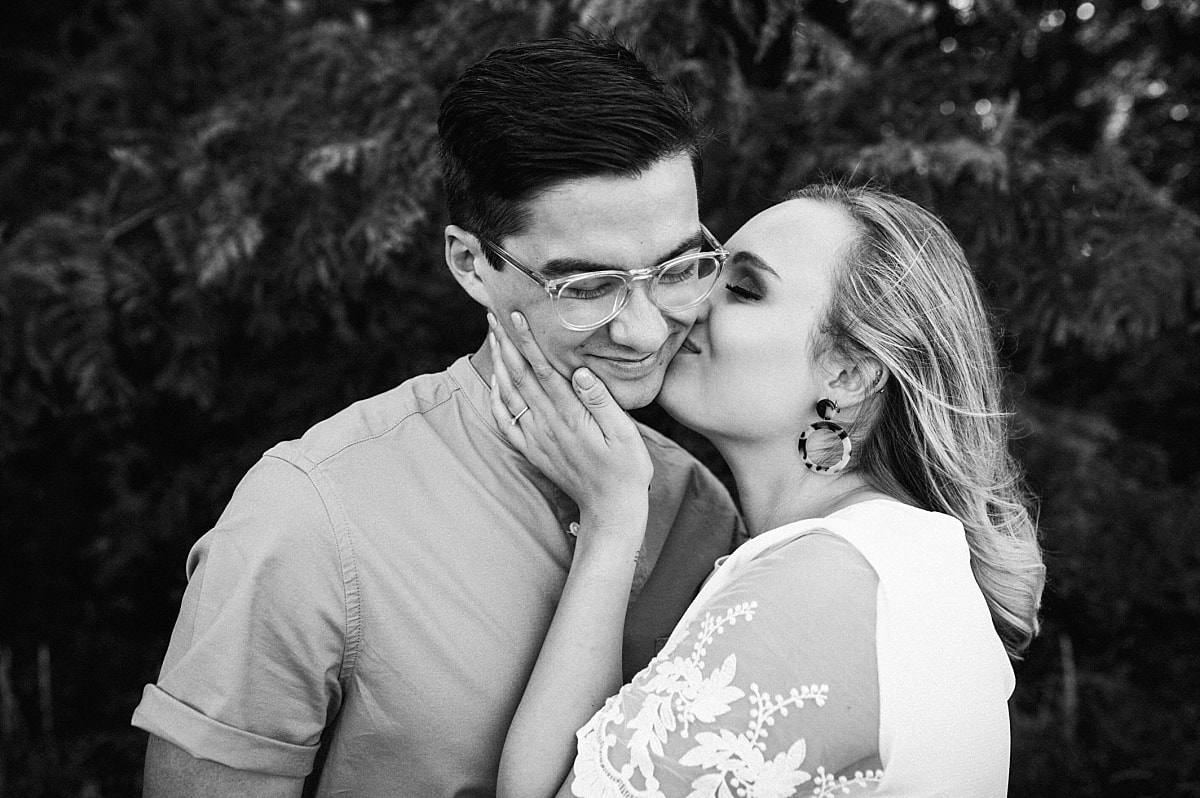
left=132, top=453, right=354, bottom=777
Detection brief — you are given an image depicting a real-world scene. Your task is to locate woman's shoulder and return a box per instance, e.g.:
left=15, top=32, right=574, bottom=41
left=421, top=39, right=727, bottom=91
left=748, top=529, right=879, bottom=599
left=825, top=497, right=960, bottom=530
left=750, top=499, right=960, bottom=556
left=729, top=499, right=973, bottom=620
left=704, top=530, right=880, bottom=655
left=736, top=500, right=947, bottom=588
left=818, top=499, right=970, bottom=569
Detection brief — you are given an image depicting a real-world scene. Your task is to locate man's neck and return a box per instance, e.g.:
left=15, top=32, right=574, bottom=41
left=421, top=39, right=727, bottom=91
left=468, top=340, right=495, bottom=386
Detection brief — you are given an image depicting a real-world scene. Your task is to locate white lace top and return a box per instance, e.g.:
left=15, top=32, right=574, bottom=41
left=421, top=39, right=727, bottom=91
left=571, top=500, right=1015, bottom=798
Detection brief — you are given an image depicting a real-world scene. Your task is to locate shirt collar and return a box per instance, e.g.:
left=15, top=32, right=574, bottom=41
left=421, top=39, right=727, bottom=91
left=447, top=349, right=506, bottom=440
left=447, top=349, right=582, bottom=531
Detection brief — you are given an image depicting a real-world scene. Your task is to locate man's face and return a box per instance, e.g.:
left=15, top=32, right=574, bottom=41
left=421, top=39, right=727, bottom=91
left=479, top=153, right=703, bottom=409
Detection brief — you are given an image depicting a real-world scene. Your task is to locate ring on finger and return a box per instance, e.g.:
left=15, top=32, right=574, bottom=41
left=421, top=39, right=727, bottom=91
left=511, top=405, right=530, bottom=426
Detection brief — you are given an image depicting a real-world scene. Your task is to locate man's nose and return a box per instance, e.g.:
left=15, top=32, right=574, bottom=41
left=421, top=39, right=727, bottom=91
left=606, top=282, right=671, bottom=351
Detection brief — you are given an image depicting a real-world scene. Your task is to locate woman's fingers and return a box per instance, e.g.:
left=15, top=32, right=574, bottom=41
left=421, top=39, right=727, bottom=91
left=488, top=313, right=554, bottom=416
left=503, top=311, right=580, bottom=409
left=571, top=368, right=636, bottom=443
left=489, top=371, right=524, bottom=436
left=488, top=332, right=530, bottom=445
left=485, top=312, right=653, bottom=510
left=572, top=368, right=652, bottom=488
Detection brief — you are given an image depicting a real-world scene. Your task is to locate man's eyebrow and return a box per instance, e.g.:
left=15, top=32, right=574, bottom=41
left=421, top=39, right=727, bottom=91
left=538, top=229, right=708, bottom=278
left=728, top=250, right=780, bottom=279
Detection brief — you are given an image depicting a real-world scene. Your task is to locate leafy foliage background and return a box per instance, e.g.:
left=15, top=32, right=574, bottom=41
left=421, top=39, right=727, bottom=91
left=1, top=0, right=1197, bottom=795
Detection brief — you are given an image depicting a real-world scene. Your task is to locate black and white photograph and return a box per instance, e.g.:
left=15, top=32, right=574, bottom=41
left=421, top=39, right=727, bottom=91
left=1, top=1, right=1197, bottom=796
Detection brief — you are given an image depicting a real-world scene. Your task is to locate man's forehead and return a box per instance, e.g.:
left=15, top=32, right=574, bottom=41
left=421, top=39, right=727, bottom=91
left=529, top=228, right=708, bottom=278
left=500, top=153, right=703, bottom=272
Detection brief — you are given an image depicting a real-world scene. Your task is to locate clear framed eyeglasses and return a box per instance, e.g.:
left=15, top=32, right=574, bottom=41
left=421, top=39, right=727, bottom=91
left=478, top=225, right=728, bottom=331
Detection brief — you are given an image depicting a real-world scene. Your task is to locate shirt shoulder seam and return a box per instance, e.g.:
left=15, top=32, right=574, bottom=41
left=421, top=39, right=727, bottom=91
left=273, top=392, right=462, bottom=471
left=260, top=452, right=364, bottom=692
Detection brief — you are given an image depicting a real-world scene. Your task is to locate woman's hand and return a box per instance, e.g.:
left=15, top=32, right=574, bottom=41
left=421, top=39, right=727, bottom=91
left=489, top=310, right=655, bottom=798
left=488, top=311, right=653, bottom=530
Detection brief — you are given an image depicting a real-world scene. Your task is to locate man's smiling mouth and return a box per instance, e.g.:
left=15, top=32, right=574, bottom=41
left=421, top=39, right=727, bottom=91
left=586, top=351, right=661, bottom=376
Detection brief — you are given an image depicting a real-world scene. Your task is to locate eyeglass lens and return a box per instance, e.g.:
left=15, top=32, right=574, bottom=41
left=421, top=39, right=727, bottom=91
left=554, top=254, right=722, bottom=329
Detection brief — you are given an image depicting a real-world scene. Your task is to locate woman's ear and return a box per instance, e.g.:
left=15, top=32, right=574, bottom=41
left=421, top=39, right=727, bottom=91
left=444, top=224, right=494, bottom=307
left=822, top=356, right=888, bottom=410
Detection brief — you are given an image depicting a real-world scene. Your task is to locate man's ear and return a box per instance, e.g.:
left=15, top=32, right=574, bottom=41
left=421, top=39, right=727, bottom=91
left=444, top=224, right=494, bottom=308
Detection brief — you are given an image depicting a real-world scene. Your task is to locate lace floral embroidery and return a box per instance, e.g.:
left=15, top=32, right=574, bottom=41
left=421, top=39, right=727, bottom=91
left=573, top=603, right=884, bottom=798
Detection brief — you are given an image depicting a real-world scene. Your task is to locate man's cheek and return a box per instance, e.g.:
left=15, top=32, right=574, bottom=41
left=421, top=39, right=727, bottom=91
left=530, top=336, right=578, bottom=380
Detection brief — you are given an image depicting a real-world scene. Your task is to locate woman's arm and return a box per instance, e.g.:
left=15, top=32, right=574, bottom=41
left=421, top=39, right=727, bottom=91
left=486, top=312, right=653, bottom=798
left=568, top=533, right=883, bottom=798
left=499, top=506, right=645, bottom=798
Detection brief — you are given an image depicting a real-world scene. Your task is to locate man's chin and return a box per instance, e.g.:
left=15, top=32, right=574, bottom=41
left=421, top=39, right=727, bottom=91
left=598, top=371, right=666, bottom=410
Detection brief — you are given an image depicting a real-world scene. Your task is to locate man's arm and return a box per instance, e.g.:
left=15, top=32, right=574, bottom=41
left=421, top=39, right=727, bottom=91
left=143, top=735, right=305, bottom=798
left=133, top=456, right=349, bottom=793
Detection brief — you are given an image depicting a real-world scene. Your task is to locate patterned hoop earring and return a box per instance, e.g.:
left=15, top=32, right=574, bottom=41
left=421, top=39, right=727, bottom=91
left=798, top=398, right=852, bottom=475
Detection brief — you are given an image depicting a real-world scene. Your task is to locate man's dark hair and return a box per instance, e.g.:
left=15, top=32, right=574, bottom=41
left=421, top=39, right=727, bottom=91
left=437, top=33, right=705, bottom=258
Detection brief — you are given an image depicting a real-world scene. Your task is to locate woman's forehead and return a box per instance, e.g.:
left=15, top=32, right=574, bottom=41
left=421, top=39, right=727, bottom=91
left=728, top=199, right=856, bottom=280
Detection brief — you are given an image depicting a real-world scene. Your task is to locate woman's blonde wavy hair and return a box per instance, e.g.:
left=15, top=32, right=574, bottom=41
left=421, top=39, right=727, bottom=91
left=792, top=183, right=1045, bottom=657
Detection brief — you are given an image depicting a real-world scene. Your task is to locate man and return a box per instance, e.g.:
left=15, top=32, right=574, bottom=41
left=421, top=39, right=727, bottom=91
left=133, top=34, right=742, bottom=797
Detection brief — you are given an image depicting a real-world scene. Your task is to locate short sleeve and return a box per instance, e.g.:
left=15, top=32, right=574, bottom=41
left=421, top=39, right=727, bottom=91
left=131, top=454, right=352, bottom=777
left=572, top=532, right=885, bottom=798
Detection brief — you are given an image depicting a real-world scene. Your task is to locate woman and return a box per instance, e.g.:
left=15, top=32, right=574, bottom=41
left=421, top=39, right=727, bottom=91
left=486, top=184, right=1045, bottom=797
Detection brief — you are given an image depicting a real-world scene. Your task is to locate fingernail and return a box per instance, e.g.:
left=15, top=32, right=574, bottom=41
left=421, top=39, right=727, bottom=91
left=488, top=330, right=497, bottom=349
left=510, top=311, right=527, bottom=330
left=574, top=368, right=596, bottom=389
left=490, top=374, right=496, bottom=389
left=486, top=312, right=496, bottom=328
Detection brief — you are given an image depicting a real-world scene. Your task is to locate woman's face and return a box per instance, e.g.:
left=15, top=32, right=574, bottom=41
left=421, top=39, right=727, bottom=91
left=660, top=198, right=859, bottom=442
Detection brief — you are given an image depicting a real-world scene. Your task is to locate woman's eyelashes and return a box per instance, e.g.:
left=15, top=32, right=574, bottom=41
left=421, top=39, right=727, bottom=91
left=724, top=281, right=762, bottom=300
